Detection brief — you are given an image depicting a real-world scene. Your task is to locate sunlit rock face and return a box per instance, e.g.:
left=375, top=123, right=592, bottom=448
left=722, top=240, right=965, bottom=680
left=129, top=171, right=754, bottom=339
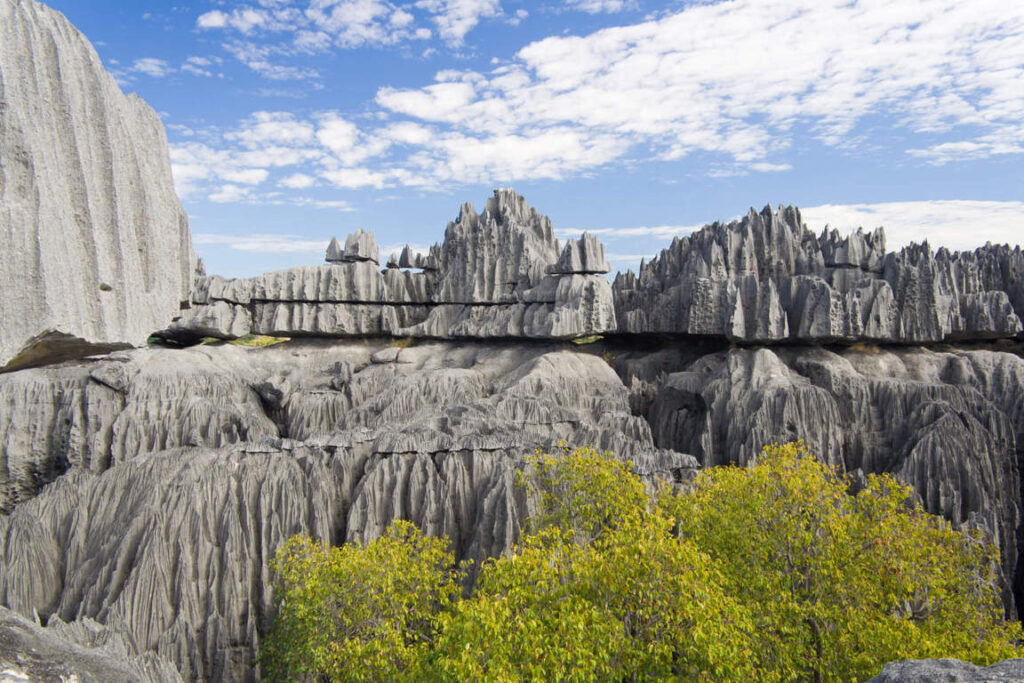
left=0, top=605, right=183, bottom=682
left=0, top=0, right=195, bottom=371
left=166, top=190, right=617, bottom=342
left=629, top=343, right=1024, bottom=612
left=0, top=340, right=693, bottom=679
left=867, top=658, right=1024, bottom=682
left=612, top=205, right=1024, bottom=343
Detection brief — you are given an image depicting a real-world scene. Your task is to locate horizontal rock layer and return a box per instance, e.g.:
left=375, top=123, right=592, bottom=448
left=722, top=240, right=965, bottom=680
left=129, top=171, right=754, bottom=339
left=164, top=190, right=617, bottom=342
left=0, top=0, right=195, bottom=370
left=868, top=658, right=1024, bottom=682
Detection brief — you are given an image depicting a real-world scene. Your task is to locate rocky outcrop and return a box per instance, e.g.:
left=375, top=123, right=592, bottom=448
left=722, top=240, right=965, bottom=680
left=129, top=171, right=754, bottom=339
left=868, top=658, right=1024, bottom=682
left=165, top=190, right=616, bottom=342
left=612, top=205, right=1024, bottom=344
left=0, top=0, right=196, bottom=370
left=0, top=339, right=693, bottom=679
left=636, top=344, right=1024, bottom=610
left=0, top=605, right=182, bottom=682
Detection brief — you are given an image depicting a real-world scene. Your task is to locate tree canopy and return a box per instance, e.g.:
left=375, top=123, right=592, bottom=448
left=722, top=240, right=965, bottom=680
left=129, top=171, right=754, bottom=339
left=261, top=442, right=1021, bottom=682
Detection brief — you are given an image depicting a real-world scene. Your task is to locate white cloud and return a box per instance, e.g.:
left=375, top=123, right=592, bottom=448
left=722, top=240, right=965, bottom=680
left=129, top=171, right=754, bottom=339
left=369, top=0, right=1024, bottom=179
left=802, top=200, right=1024, bottom=252
left=168, top=1, right=1024, bottom=199
left=131, top=58, right=174, bottom=77
left=280, top=173, right=318, bottom=188
left=414, top=0, right=501, bottom=45
left=228, top=111, right=317, bottom=147
left=221, top=168, right=271, bottom=184
left=565, top=0, right=628, bottom=14
left=193, top=232, right=331, bottom=252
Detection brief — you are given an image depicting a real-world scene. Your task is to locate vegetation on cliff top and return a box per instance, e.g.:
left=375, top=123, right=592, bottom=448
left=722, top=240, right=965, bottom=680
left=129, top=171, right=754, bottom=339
left=260, top=443, right=1020, bottom=682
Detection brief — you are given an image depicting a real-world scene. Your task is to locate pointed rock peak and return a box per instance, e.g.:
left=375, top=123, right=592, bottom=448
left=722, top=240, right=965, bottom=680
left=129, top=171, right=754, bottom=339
left=485, top=188, right=534, bottom=225
left=547, top=233, right=611, bottom=275
left=342, top=229, right=380, bottom=264
left=325, top=237, right=344, bottom=262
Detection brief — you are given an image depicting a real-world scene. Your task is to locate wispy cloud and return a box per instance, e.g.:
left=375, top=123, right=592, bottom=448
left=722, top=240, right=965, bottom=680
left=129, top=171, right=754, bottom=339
left=170, top=0, right=1024, bottom=199
left=802, top=200, right=1024, bottom=252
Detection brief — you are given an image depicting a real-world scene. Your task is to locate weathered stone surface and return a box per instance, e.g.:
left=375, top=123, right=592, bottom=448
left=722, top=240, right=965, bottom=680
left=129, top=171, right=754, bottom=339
left=0, top=0, right=195, bottom=370
left=613, top=205, right=1024, bottom=343
left=342, top=229, right=379, bottom=264
left=640, top=344, right=1024, bottom=610
left=0, top=606, right=183, bottom=682
left=548, top=234, right=611, bottom=275
left=167, top=191, right=617, bottom=341
left=868, top=658, right=1024, bottom=682
left=0, top=340, right=692, bottom=679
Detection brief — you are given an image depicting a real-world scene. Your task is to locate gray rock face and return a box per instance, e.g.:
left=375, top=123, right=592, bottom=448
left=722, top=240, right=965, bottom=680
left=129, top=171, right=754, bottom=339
left=612, top=206, right=1024, bottom=343
left=868, top=658, right=1024, bottom=682
left=0, top=340, right=692, bottom=679
left=639, top=344, right=1024, bottom=610
left=0, top=0, right=196, bottom=370
left=0, top=605, right=182, bottom=682
left=167, top=190, right=616, bottom=341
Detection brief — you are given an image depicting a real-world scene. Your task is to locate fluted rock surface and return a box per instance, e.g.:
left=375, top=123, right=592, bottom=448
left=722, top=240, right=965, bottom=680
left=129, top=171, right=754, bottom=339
left=639, top=344, right=1024, bottom=608
left=167, top=190, right=615, bottom=341
left=0, top=0, right=195, bottom=370
left=613, top=205, right=1024, bottom=343
left=0, top=339, right=691, bottom=679
left=868, top=658, right=1024, bottom=682
left=0, top=606, right=183, bottom=682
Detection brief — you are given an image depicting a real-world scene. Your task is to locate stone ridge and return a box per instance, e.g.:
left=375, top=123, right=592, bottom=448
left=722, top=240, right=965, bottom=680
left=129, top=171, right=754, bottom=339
left=166, top=195, right=1021, bottom=347
left=0, top=0, right=196, bottom=370
left=612, top=205, right=1024, bottom=343
left=165, top=189, right=617, bottom=341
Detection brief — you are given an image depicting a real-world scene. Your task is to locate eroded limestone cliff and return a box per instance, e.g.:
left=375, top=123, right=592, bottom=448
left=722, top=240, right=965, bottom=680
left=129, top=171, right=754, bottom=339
left=0, top=0, right=195, bottom=371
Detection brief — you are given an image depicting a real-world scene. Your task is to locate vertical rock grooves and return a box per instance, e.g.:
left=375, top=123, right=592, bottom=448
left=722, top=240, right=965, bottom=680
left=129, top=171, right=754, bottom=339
left=0, top=0, right=195, bottom=370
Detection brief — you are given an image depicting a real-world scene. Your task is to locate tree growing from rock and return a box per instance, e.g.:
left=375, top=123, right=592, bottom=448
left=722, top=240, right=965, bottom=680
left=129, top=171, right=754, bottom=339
left=261, top=443, right=1021, bottom=682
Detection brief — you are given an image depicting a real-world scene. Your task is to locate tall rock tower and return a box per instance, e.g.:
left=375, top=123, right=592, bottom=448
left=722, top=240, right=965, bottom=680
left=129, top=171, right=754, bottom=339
left=0, top=0, right=195, bottom=369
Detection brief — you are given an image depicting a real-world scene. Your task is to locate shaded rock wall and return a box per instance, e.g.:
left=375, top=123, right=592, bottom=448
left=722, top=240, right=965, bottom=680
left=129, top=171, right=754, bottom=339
left=0, top=0, right=195, bottom=370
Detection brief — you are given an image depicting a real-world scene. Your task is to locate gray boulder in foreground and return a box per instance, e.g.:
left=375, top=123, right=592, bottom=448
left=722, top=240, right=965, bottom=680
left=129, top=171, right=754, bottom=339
left=869, top=658, right=1024, bottom=682
left=0, top=0, right=195, bottom=371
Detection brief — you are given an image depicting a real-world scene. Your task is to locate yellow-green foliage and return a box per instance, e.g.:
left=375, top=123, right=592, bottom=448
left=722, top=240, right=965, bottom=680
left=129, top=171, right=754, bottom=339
left=662, top=441, right=1021, bottom=682
left=259, top=521, right=458, bottom=682
left=263, top=443, right=1020, bottom=682
left=229, top=334, right=289, bottom=348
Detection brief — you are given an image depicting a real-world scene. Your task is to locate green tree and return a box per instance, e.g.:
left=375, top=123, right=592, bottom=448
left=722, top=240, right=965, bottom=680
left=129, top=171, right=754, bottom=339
left=259, top=520, right=458, bottom=682
left=262, top=442, right=1020, bottom=682
left=429, top=446, right=758, bottom=681
left=661, top=441, right=1021, bottom=682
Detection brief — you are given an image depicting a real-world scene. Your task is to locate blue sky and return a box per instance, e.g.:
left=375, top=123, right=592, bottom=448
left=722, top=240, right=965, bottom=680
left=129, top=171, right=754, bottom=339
left=47, top=0, right=1024, bottom=278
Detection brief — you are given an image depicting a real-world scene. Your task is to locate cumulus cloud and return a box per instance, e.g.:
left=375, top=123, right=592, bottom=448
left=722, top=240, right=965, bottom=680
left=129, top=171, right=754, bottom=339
left=131, top=58, right=174, bottom=77
left=171, top=1, right=1024, bottom=199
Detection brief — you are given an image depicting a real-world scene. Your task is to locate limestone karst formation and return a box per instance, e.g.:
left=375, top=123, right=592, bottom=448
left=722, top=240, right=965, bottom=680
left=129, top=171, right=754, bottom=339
left=0, top=0, right=196, bottom=372
left=3, top=0, right=1024, bottom=681
left=165, top=189, right=617, bottom=342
